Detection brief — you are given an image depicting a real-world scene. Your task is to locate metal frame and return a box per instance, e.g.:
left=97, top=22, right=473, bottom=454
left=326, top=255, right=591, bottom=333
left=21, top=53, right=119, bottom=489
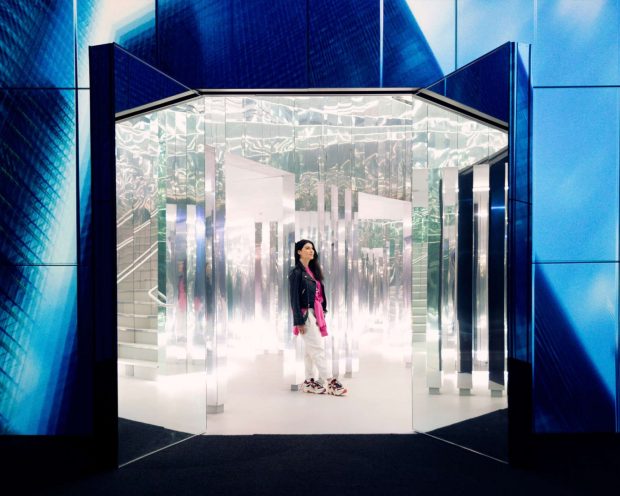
left=115, top=88, right=509, bottom=132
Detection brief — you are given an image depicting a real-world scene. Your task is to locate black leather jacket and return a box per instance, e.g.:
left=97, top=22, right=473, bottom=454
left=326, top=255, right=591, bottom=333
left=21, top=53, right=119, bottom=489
left=288, top=263, right=327, bottom=326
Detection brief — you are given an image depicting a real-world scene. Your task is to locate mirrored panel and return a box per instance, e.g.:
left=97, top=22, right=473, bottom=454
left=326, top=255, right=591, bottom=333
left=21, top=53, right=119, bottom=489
left=115, top=99, right=207, bottom=464
left=412, top=156, right=509, bottom=461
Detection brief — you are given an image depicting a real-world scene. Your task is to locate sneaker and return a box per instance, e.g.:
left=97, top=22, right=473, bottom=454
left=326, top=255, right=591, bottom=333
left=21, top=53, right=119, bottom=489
left=327, top=378, right=347, bottom=396
left=302, top=378, right=326, bottom=394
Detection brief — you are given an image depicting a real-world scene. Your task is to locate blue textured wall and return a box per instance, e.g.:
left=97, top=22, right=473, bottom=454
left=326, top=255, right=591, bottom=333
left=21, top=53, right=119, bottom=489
left=0, top=0, right=618, bottom=434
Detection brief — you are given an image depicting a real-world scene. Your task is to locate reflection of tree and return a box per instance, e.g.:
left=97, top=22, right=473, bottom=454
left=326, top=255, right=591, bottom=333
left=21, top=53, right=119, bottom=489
left=295, top=171, right=318, bottom=211
left=426, top=171, right=442, bottom=330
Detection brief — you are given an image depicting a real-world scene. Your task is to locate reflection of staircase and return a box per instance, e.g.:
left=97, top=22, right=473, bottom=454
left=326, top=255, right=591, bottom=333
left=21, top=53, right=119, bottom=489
left=412, top=244, right=428, bottom=342
left=117, top=212, right=160, bottom=380
left=117, top=298, right=159, bottom=380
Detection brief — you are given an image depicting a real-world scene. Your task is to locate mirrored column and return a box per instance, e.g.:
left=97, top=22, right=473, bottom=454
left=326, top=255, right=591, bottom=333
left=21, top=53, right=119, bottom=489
left=456, top=167, right=474, bottom=394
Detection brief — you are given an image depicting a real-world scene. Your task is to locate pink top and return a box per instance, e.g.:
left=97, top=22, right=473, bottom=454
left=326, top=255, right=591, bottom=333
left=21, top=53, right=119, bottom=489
left=293, top=266, right=328, bottom=337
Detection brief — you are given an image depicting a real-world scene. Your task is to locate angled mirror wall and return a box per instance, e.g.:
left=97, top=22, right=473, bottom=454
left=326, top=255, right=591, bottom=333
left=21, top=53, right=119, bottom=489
left=412, top=42, right=531, bottom=462
left=115, top=99, right=208, bottom=461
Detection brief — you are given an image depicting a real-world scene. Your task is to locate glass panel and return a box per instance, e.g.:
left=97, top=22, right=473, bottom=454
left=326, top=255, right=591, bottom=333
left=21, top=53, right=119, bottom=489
left=511, top=43, right=531, bottom=204
left=77, top=0, right=156, bottom=87
left=85, top=43, right=203, bottom=464
left=533, top=87, right=619, bottom=263
left=0, top=0, right=74, bottom=87
left=0, top=90, right=76, bottom=265
left=383, top=0, right=445, bottom=86
left=78, top=90, right=91, bottom=266
left=157, top=0, right=306, bottom=89
left=0, top=265, right=79, bottom=434
left=115, top=99, right=206, bottom=465
left=410, top=43, right=521, bottom=462
left=508, top=199, right=530, bottom=362
left=456, top=0, right=534, bottom=69
left=403, top=0, right=455, bottom=75
left=412, top=151, right=509, bottom=461
left=157, top=0, right=231, bottom=89
left=534, top=262, right=618, bottom=432
left=533, top=0, right=620, bottom=86
left=427, top=43, right=511, bottom=124
left=114, top=45, right=196, bottom=114
left=308, top=0, right=380, bottom=87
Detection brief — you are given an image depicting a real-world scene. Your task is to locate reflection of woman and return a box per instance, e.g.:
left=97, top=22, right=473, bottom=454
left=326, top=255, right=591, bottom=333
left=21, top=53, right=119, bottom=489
left=175, top=259, right=187, bottom=342
left=177, top=260, right=187, bottom=311
left=289, top=239, right=347, bottom=396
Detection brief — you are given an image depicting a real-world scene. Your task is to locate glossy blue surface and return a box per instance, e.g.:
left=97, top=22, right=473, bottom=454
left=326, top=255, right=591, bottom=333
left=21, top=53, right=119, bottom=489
left=404, top=0, right=455, bottom=74
left=382, top=0, right=443, bottom=87
left=533, top=88, right=620, bottom=263
left=509, top=200, right=531, bottom=362
left=534, top=262, right=618, bottom=432
left=78, top=90, right=91, bottom=266
left=0, top=0, right=74, bottom=87
left=456, top=0, right=534, bottom=69
left=533, top=0, right=620, bottom=86
left=77, top=0, right=156, bottom=87
left=0, top=90, right=76, bottom=265
left=309, top=0, right=380, bottom=87
left=426, top=43, right=511, bottom=124
left=114, top=46, right=195, bottom=114
left=510, top=44, right=531, bottom=204
left=158, top=0, right=307, bottom=89
left=0, top=265, right=78, bottom=434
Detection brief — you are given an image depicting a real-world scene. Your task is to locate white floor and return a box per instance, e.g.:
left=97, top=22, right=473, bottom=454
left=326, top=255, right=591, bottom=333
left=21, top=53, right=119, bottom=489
left=119, top=332, right=507, bottom=436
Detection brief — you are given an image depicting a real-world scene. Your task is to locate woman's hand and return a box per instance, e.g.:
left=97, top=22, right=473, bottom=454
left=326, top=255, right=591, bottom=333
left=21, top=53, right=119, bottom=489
left=297, top=325, right=306, bottom=335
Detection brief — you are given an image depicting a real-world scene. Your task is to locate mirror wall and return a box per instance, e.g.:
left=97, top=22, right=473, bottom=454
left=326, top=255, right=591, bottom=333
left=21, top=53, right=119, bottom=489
left=115, top=93, right=508, bottom=449
left=115, top=99, right=207, bottom=463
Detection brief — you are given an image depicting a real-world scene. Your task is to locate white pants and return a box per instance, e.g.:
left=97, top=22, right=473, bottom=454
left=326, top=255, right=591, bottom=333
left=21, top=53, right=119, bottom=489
left=301, top=309, right=328, bottom=384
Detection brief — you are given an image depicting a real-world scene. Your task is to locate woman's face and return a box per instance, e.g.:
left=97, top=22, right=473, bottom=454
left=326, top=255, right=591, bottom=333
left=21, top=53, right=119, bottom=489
left=297, top=243, right=315, bottom=264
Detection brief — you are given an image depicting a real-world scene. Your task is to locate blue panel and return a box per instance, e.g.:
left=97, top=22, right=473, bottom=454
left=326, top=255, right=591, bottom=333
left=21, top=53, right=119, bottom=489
left=509, top=44, right=532, bottom=204
left=456, top=0, right=534, bottom=69
left=508, top=199, right=531, bottom=362
left=457, top=168, right=474, bottom=373
left=383, top=0, right=444, bottom=87
left=0, top=90, right=77, bottom=265
left=532, top=88, right=619, bottom=263
left=533, top=0, right=620, bottom=86
left=0, top=265, right=79, bottom=434
left=157, top=0, right=232, bottom=89
left=0, top=0, right=74, bottom=87
left=158, top=0, right=307, bottom=89
left=427, top=43, right=511, bottom=123
left=78, top=90, right=91, bottom=266
left=309, top=0, right=380, bottom=87
left=404, top=0, right=455, bottom=74
left=88, top=43, right=118, bottom=448
left=534, top=263, right=617, bottom=432
left=77, top=0, right=156, bottom=87
left=114, top=45, right=195, bottom=113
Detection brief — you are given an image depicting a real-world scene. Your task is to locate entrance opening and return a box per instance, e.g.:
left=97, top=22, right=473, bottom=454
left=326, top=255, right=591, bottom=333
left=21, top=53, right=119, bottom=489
left=115, top=91, right=509, bottom=450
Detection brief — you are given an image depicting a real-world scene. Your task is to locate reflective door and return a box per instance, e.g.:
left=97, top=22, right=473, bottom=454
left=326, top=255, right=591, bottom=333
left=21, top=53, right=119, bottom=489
left=116, top=100, right=207, bottom=464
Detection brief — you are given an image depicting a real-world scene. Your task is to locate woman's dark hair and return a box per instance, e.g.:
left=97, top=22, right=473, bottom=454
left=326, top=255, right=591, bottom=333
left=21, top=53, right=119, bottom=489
left=294, top=239, right=324, bottom=281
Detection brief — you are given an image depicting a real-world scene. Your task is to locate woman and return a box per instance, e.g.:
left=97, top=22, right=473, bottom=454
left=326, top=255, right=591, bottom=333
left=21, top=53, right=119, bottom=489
left=289, top=239, right=347, bottom=396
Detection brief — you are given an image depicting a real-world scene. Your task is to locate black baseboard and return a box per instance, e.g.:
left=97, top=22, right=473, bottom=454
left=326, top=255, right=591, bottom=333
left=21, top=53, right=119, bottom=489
left=530, top=433, right=619, bottom=468
left=507, top=358, right=620, bottom=469
left=507, top=357, right=533, bottom=466
left=0, top=436, right=102, bottom=492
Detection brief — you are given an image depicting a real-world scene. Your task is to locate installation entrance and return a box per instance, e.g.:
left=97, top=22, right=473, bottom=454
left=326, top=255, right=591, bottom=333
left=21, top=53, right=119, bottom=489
left=115, top=92, right=509, bottom=449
